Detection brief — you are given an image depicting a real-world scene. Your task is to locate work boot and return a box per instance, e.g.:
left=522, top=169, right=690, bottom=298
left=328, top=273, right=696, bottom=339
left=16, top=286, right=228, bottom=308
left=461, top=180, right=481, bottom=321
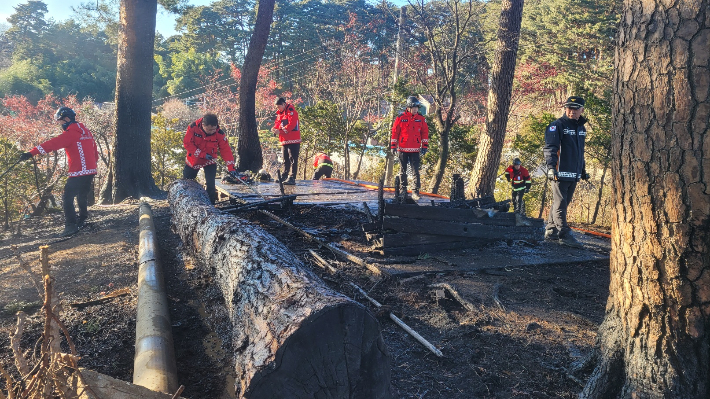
left=515, top=213, right=532, bottom=227
left=77, top=216, right=87, bottom=228
left=283, top=176, right=296, bottom=185
left=544, top=228, right=558, bottom=241
left=411, top=188, right=421, bottom=201
left=59, top=223, right=79, bottom=237
left=559, top=233, right=584, bottom=249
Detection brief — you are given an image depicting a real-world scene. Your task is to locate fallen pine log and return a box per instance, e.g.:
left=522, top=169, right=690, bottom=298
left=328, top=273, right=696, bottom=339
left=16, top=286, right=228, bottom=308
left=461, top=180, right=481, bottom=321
left=168, top=179, right=391, bottom=398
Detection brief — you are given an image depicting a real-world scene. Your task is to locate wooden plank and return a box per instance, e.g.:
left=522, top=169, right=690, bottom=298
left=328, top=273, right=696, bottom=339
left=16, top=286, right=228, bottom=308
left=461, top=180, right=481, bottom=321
left=77, top=369, right=185, bottom=399
left=384, top=203, right=543, bottom=227
left=382, top=233, right=470, bottom=247
left=383, top=241, right=477, bottom=256
left=383, top=217, right=543, bottom=240
left=384, top=203, right=519, bottom=226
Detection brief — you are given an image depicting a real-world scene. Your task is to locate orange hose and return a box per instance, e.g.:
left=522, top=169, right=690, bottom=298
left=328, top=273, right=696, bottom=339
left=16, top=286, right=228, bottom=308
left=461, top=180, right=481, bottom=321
left=571, top=226, right=611, bottom=239
left=323, top=177, right=450, bottom=199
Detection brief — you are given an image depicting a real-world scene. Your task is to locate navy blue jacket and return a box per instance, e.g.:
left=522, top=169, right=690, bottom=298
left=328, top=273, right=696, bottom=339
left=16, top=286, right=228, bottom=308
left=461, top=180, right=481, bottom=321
left=543, top=115, right=587, bottom=182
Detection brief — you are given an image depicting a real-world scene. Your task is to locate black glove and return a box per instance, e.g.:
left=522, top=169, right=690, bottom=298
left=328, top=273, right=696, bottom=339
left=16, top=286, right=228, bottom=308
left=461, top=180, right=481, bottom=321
left=505, top=176, right=511, bottom=182
left=547, top=168, right=558, bottom=181
left=420, top=148, right=428, bottom=156
left=524, top=188, right=530, bottom=193
left=229, top=170, right=239, bottom=179
left=390, top=148, right=398, bottom=156
left=19, top=152, right=32, bottom=161
left=205, top=154, right=214, bottom=161
left=582, top=172, right=590, bottom=181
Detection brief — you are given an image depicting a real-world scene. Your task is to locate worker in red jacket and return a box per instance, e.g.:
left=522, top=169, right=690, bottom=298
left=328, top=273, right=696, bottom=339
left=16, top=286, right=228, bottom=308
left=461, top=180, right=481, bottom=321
left=312, top=152, right=333, bottom=180
left=183, top=113, right=237, bottom=204
left=19, top=107, right=99, bottom=237
left=391, top=96, right=429, bottom=201
left=505, top=158, right=532, bottom=226
left=271, top=97, right=300, bottom=185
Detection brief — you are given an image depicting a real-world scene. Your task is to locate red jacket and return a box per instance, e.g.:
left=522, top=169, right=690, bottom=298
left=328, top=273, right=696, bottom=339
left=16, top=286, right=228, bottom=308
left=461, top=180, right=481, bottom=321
left=30, top=121, right=98, bottom=178
left=313, top=153, right=333, bottom=169
left=273, top=104, right=301, bottom=145
left=505, top=165, right=532, bottom=191
left=183, top=118, right=236, bottom=171
left=391, top=111, right=429, bottom=152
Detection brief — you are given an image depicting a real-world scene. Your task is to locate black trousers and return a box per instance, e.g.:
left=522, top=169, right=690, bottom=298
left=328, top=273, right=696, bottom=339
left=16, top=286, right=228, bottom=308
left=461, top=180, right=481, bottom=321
left=63, top=175, right=94, bottom=226
left=282, top=143, right=300, bottom=179
left=398, top=151, right=421, bottom=190
left=183, top=164, right=217, bottom=204
left=547, top=180, right=577, bottom=237
left=512, top=190, right=526, bottom=214
left=312, top=165, right=333, bottom=180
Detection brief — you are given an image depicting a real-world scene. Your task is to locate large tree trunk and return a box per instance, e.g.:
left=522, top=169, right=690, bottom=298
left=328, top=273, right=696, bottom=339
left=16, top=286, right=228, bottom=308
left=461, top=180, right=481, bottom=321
left=110, top=0, right=159, bottom=203
left=581, top=1, right=710, bottom=397
left=168, top=179, right=392, bottom=398
left=236, top=0, right=275, bottom=172
left=467, top=0, right=524, bottom=198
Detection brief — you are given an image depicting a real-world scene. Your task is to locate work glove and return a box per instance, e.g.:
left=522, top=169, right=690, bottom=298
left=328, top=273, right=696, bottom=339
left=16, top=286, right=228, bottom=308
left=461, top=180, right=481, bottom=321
left=390, top=148, right=398, bottom=156
left=19, top=152, right=32, bottom=161
left=582, top=171, right=590, bottom=181
left=420, top=148, right=428, bottom=156
left=505, top=176, right=511, bottom=182
left=229, top=170, right=239, bottom=179
left=547, top=168, right=558, bottom=181
left=205, top=154, right=214, bottom=161
left=524, top=188, right=530, bottom=193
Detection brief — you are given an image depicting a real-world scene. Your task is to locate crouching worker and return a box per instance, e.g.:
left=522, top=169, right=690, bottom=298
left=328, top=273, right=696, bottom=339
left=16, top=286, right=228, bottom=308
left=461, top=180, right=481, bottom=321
left=20, top=107, right=98, bottom=237
left=505, top=158, right=532, bottom=226
left=183, top=113, right=238, bottom=204
left=312, top=152, right=333, bottom=180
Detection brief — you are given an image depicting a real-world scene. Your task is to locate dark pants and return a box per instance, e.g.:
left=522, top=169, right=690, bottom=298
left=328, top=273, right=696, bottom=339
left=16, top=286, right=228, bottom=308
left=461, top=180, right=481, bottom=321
left=63, top=175, right=94, bottom=226
left=282, top=143, right=300, bottom=179
left=547, top=180, right=577, bottom=237
left=512, top=190, right=526, bottom=215
left=312, top=165, right=333, bottom=180
left=398, top=151, right=421, bottom=191
left=183, top=164, right=217, bottom=204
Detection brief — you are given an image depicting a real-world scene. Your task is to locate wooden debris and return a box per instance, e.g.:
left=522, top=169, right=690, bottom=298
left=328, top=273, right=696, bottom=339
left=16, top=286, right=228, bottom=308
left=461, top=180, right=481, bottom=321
left=70, top=288, right=131, bottom=308
left=168, top=179, right=392, bottom=398
left=430, top=283, right=476, bottom=312
left=10, top=312, right=29, bottom=377
left=308, top=249, right=337, bottom=274
left=349, top=282, right=444, bottom=358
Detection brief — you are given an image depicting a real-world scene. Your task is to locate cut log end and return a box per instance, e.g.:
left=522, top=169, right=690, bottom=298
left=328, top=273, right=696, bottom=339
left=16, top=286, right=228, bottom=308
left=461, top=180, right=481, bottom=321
left=244, top=304, right=390, bottom=398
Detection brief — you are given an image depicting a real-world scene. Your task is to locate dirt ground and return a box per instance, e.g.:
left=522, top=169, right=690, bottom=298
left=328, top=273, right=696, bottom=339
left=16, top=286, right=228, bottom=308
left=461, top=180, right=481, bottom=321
left=0, top=198, right=609, bottom=398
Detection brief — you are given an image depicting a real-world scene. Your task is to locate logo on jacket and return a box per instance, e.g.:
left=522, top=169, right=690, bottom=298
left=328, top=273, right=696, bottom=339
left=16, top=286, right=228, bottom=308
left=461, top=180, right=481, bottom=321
left=549, top=126, right=556, bottom=131
left=563, top=128, right=576, bottom=136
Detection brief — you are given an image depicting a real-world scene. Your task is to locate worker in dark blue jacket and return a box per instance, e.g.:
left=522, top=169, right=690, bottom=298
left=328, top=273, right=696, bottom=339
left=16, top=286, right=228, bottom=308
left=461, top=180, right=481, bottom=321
left=543, top=96, right=590, bottom=248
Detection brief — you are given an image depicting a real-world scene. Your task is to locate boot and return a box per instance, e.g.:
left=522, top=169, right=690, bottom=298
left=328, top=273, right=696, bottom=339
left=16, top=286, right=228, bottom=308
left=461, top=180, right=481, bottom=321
left=77, top=216, right=87, bottom=229
left=544, top=228, right=559, bottom=241
left=559, top=233, right=584, bottom=249
left=515, top=213, right=532, bottom=227
left=411, top=188, right=421, bottom=201
left=283, top=176, right=296, bottom=185
left=59, top=223, right=79, bottom=237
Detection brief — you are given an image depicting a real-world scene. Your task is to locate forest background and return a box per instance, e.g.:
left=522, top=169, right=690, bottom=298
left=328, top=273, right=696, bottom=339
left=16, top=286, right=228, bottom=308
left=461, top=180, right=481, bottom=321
left=0, top=0, right=618, bottom=231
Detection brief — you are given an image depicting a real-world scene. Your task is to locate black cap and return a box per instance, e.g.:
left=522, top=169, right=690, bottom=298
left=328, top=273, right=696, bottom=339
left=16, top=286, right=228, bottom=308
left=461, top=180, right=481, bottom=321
left=513, top=158, right=522, bottom=165
left=564, top=96, right=585, bottom=109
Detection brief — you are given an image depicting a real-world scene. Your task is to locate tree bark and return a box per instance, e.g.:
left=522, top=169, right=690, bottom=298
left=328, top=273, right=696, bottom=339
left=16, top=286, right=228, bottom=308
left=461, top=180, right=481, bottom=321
left=110, top=0, right=159, bottom=203
left=168, top=179, right=392, bottom=398
left=467, top=0, right=524, bottom=198
left=582, top=1, right=710, bottom=397
left=236, top=0, right=275, bottom=172
left=428, top=111, right=450, bottom=194
left=590, top=163, right=608, bottom=225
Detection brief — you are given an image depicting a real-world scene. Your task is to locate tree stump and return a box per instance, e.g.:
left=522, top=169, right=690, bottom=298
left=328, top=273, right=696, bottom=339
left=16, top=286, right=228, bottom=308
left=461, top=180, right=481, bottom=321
left=168, top=180, right=391, bottom=398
